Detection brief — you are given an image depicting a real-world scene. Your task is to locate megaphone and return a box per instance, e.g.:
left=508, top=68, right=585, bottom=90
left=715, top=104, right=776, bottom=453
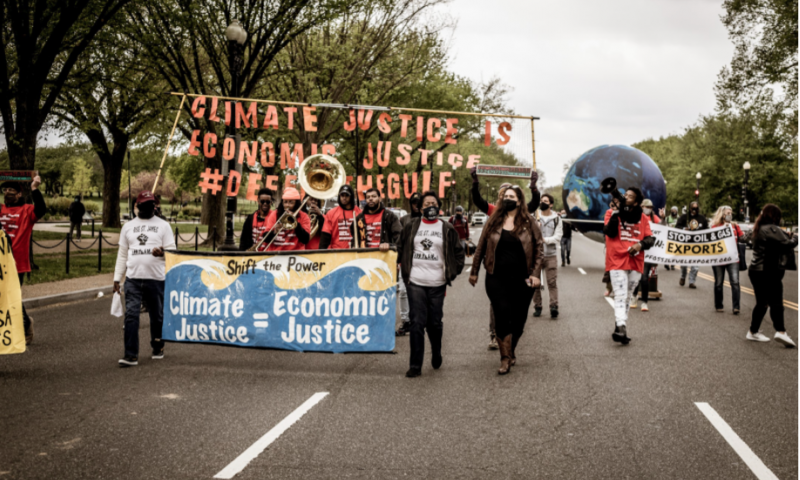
left=600, top=177, right=625, bottom=205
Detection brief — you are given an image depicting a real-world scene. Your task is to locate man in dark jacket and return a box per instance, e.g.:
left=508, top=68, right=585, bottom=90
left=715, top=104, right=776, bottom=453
left=69, top=196, right=86, bottom=240
left=396, top=192, right=422, bottom=336
left=351, top=188, right=401, bottom=251
left=675, top=201, right=708, bottom=288
left=397, top=191, right=465, bottom=378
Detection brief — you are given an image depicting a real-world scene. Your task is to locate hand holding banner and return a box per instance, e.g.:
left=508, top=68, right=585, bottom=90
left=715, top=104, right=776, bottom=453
left=645, top=224, right=740, bottom=267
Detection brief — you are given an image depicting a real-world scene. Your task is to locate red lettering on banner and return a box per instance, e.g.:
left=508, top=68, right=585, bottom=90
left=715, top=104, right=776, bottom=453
left=226, top=170, right=241, bottom=196
left=209, top=97, right=220, bottom=122
left=280, top=143, right=303, bottom=169
left=188, top=130, right=201, bottom=156
left=420, top=149, right=433, bottom=166
left=245, top=172, right=262, bottom=201
left=303, top=106, right=318, bottom=132
left=438, top=171, right=452, bottom=198
left=445, top=118, right=458, bottom=144
left=377, top=141, right=391, bottom=167
left=343, top=110, right=356, bottom=132
left=236, top=102, right=258, bottom=128
left=204, top=133, right=217, bottom=158
left=363, top=143, right=374, bottom=170
left=403, top=173, right=418, bottom=198
left=378, top=113, right=392, bottom=133
left=283, top=107, right=297, bottom=130
left=436, top=151, right=444, bottom=166
left=497, top=122, right=512, bottom=146
left=225, top=102, right=232, bottom=126
left=263, top=106, right=279, bottom=129
left=191, top=97, right=206, bottom=118
left=376, top=174, right=385, bottom=197
left=199, top=168, right=223, bottom=194
left=398, top=114, right=412, bottom=138
left=427, top=118, right=441, bottom=142
left=467, top=154, right=481, bottom=169
left=357, top=109, right=373, bottom=130
left=388, top=173, right=400, bottom=199
left=396, top=143, right=412, bottom=165
left=260, top=142, right=275, bottom=167
left=448, top=153, right=463, bottom=168
left=422, top=170, right=431, bottom=193
left=265, top=175, right=279, bottom=191
left=357, top=176, right=372, bottom=201
left=484, top=120, right=491, bottom=146
left=416, top=116, right=424, bottom=142
left=222, top=137, right=236, bottom=160
left=239, top=141, right=258, bottom=166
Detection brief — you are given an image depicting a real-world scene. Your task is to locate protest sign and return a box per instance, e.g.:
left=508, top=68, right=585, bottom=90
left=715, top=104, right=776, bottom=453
left=0, top=231, right=25, bottom=355
left=163, top=249, right=397, bottom=353
left=645, top=224, right=739, bottom=267
left=475, top=165, right=531, bottom=179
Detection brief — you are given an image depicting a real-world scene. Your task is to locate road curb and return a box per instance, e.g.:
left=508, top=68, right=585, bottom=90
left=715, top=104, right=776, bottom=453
left=23, top=286, right=113, bottom=309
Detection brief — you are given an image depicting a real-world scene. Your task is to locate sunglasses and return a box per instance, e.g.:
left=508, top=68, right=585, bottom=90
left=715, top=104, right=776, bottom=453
left=259, top=199, right=271, bottom=205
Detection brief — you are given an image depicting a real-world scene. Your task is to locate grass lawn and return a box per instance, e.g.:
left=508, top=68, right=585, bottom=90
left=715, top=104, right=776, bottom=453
left=32, top=230, right=68, bottom=241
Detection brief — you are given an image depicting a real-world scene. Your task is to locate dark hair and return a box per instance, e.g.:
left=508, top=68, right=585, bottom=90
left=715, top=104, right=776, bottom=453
left=626, top=187, right=643, bottom=205
left=753, top=204, right=782, bottom=237
left=542, top=193, right=555, bottom=204
left=364, top=188, right=380, bottom=198
left=420, top=190, right=440, bottom=208
left=483, top=185, right=533, bottom=236
left=257, top=188, right=273, bottom=197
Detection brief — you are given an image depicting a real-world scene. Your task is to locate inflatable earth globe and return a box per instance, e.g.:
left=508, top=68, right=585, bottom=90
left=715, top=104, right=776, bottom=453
left=562, top=145, right=666, bottom=242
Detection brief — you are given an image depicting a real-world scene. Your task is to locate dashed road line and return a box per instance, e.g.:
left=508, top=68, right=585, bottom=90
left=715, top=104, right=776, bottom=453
left=605, top=297, right=614, bottom=309
left=214, top=392, right=329, bottom=479
left=694, top=402, right=778, bottom=480
left=578, top=268, right=587, bottom=275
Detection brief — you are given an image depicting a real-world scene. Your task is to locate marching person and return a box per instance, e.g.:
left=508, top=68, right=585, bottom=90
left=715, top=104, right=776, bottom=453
left=559, top=210, right=573, bottom=266
left=631, top=199, right=660, bottom=312
left=304, top=196, right=326, bottom=250
left=710, top=205, right=743, bottom=314
left=533, top=193, right=562, bottom=319
left=469, top=185, right=543, bottom=374
left=262, top=187, right=311, bottom=252
left=664, top=206, right=679, bottom=269
left=676, top=201, right=708, bottom=288
left=448, top=206, right=470, bottom=251
left=746, top=204, right=797, bottom=346
left=114, top=191, right=176, bottom=367
left=239, top=188, right=273, bottom=251
left=603, top=187, right=654, bottom=345
left=319, top=184, right=361, bottom=249
left=396, top=192, right=422, bottom=337
left=352, top=188, right=401, bottom=251
left=397, top=191, right=465, bottom=378
left=471, top=167, right=541, bottom=349
left=0, top=176, right=46, bottom=344
left=68, top=195, right=85, bottom=240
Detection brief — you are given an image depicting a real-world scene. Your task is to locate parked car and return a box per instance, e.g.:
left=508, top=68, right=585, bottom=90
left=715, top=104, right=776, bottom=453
left=471, top=212, right=488, bottom=226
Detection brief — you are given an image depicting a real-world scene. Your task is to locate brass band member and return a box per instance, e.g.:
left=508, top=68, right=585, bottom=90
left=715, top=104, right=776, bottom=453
left=261, top=187, right=311, bottom=251
left=239, top=188, right=273, bottom=251
left=319, top=185, right=361, bottom=249
left=304, top=196, right=325, bottom=250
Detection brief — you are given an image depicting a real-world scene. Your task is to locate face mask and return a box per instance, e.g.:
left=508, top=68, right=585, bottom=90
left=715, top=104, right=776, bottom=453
left=138, top=203, right=155, bottom=219
left=503, top=200, right=518, bottom=212
left=671, top=211, right=677, bottom=217
left=643, top=208, right=652, bottom=215
left=691, top=209, right=698, bottom=215
left=725, top=214, right=732, bottom=222
left=539, top=202, right=550, bottom=211
left=456, top=213, right=462, bottom=219
left=423, top=206, right=438, bottom=220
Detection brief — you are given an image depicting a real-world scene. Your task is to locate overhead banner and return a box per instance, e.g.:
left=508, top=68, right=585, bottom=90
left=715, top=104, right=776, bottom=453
left=163, top=249, right=397, bottom=353
left=645, top=224, right=739, bottom=267
left=0, top=231, right=25, bottom=355
left=475, top=164, right=531, bottom=179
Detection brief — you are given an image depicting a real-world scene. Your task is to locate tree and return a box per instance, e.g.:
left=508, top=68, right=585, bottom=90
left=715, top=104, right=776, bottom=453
left=0, top=0, right=131, bottom=178
left=66, top=157, right=94, bottom=197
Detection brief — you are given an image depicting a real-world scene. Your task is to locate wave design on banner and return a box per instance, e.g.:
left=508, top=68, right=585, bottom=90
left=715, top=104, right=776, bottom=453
left=163, top=251, right=397, bottom=353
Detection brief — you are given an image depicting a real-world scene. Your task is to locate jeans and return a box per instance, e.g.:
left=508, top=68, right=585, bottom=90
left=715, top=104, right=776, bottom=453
left=407, top=283, right=446, bottom=370
left=712, top=263, right=740, bottom=310
left=633, top=263, right=655, bottom=302
left=18, top=274, right=31, bottom=333
left=123, top=278, right=165, bottom=358
left=749, top=270, right=785, bottom=333
left=397, top=271, right=409, bottom=323
left=560, top=237, right=572, bottom=263
left=533, top=256, right=559, bottom=308
left=69, top=221, right=82, bottom=240
left=610, top=270, right=641, bottom=327
left=680, top=266, right=698, bottom=284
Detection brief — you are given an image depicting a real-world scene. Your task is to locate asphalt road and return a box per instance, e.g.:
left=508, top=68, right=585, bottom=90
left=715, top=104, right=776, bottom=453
left=1, top=231, right=796, bottom=480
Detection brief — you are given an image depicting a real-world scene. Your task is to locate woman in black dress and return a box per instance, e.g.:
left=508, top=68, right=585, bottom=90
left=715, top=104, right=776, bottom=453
left=469, top=185, right=544, bottom=374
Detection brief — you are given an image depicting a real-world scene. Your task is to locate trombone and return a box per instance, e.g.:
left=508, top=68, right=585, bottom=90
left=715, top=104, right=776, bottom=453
left=249, top=154, right=346, bottom=252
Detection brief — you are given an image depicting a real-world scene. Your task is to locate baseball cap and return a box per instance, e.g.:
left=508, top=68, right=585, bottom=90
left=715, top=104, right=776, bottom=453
left=137, top=191, right=155, bottom=204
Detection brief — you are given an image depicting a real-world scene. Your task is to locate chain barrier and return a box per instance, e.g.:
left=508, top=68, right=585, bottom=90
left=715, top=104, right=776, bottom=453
left=69, top=237, right=101, bottom=250
left=31, top=238, right=67, bottom=249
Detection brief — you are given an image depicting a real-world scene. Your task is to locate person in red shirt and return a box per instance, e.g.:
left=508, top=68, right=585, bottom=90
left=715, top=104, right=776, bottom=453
left=448, top=206, right=470, bottom=250
left=352, top=188, right=400, bottom=251
left=261, top=187, right=311, bottom=252
left=603, top=186, right=654, bottom=345
left=304, top=196, right=325, bottom=250
left=0, top=176, right=46, bottom=344
left=319, top=185, right=361, bottom=249
left=239, top=188, right=273, bottom=251
left=631, top=198, right=663, bottom=312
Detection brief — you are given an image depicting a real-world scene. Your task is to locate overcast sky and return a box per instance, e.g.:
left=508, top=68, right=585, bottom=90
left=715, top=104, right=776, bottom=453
left=443, top=0, right=734, bottom=187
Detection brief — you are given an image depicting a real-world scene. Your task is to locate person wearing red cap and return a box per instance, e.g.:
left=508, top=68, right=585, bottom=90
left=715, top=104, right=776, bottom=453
left=113, top=190, right=176, bottom=367
left=319, top=184, right=361, bottom=249
left=0, top=175, right=46, bottom=344
left=260, top=187, right=311, bottom=251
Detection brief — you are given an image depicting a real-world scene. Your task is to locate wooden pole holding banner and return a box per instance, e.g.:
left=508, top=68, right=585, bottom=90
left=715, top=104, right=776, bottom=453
left=530, top=118, right=537, bottom=171
left=153, top=94, right=188, bottom=192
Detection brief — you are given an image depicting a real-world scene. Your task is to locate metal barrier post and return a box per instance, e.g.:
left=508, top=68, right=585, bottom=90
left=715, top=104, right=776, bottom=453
left=98, top=230, right=103, bottom=272
left=212, top=226, right=216, bottom=251
left=91, top=218, right=95, bottom=238
left=66, top=233, right=71, bottom=274
left=175, top=226, right=179, bottom=250
left=195, top=226, right=199, bottom=251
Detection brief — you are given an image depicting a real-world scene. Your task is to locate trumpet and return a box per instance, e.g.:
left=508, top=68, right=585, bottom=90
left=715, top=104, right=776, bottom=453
left=250, top=154, right=346, bottom=252
left=308, top=212, right=321, bottom=237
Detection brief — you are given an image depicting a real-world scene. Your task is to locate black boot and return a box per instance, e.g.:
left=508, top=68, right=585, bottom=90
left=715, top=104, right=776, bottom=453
left=498, top=335, right=512, bottom=375
left=510, top=335, right=521, bottom=366
left=429, top=328, right=443, bottom=369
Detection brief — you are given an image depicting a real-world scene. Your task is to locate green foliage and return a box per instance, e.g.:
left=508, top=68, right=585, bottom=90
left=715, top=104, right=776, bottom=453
left=65, top=158, right=95, bottom=196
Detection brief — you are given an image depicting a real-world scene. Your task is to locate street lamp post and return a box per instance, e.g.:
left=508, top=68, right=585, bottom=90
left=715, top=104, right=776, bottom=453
left=695, top=172, right=701, bottom=201
left=451, top=165, right=457, bottom=215
left=743, top=161, right=751, bottom=222
left=219, top=20, right=247, bottom=251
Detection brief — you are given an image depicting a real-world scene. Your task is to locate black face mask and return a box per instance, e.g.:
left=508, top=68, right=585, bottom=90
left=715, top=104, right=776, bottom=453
left=539, top=202, right=550, bottom=211
left=455, top=213, right=462, bottom=219
left=691, top=209, right=698, bottom=216
left=138, top=203, right=155, bottom=219
left=423, top=206, right=438, bottom=221
left=503, top=200, right=518, bottom=212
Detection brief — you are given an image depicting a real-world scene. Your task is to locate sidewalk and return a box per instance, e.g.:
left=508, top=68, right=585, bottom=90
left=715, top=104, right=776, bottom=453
left=22, top=273, right=114, bottom=300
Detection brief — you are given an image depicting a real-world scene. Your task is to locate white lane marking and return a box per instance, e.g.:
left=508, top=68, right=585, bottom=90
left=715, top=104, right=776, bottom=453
left=605, top=297, right=615, bottom=309
left=214, top=392, right=329, bottom=479
left=253, top=321, right=269, bottom=328
left=253, top=313, right=269, bottom=319
left=578, top=268, right=587, bottom=275
left=694, top=403, right=779, bottom=480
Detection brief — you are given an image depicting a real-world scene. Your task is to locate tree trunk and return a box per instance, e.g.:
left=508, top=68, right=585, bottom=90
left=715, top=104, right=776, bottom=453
left=200, top=149, right=225, bottom=244
left=102, top=153, right=123, bottom=228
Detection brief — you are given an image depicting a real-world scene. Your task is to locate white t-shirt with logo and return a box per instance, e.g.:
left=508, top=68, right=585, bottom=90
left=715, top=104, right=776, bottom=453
left=113, top=216, right=176, bottom=282
left=409, top=220, right=446, bottom=287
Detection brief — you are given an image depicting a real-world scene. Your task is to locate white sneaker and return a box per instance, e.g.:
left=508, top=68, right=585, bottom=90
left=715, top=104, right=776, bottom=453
left=629, top=295, right=637, bottom=309
left=746, top=331, right=770, bottom=342
left=774, top=332, right=796, bottom=348
left=640, top=303, right=649, bottom=312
